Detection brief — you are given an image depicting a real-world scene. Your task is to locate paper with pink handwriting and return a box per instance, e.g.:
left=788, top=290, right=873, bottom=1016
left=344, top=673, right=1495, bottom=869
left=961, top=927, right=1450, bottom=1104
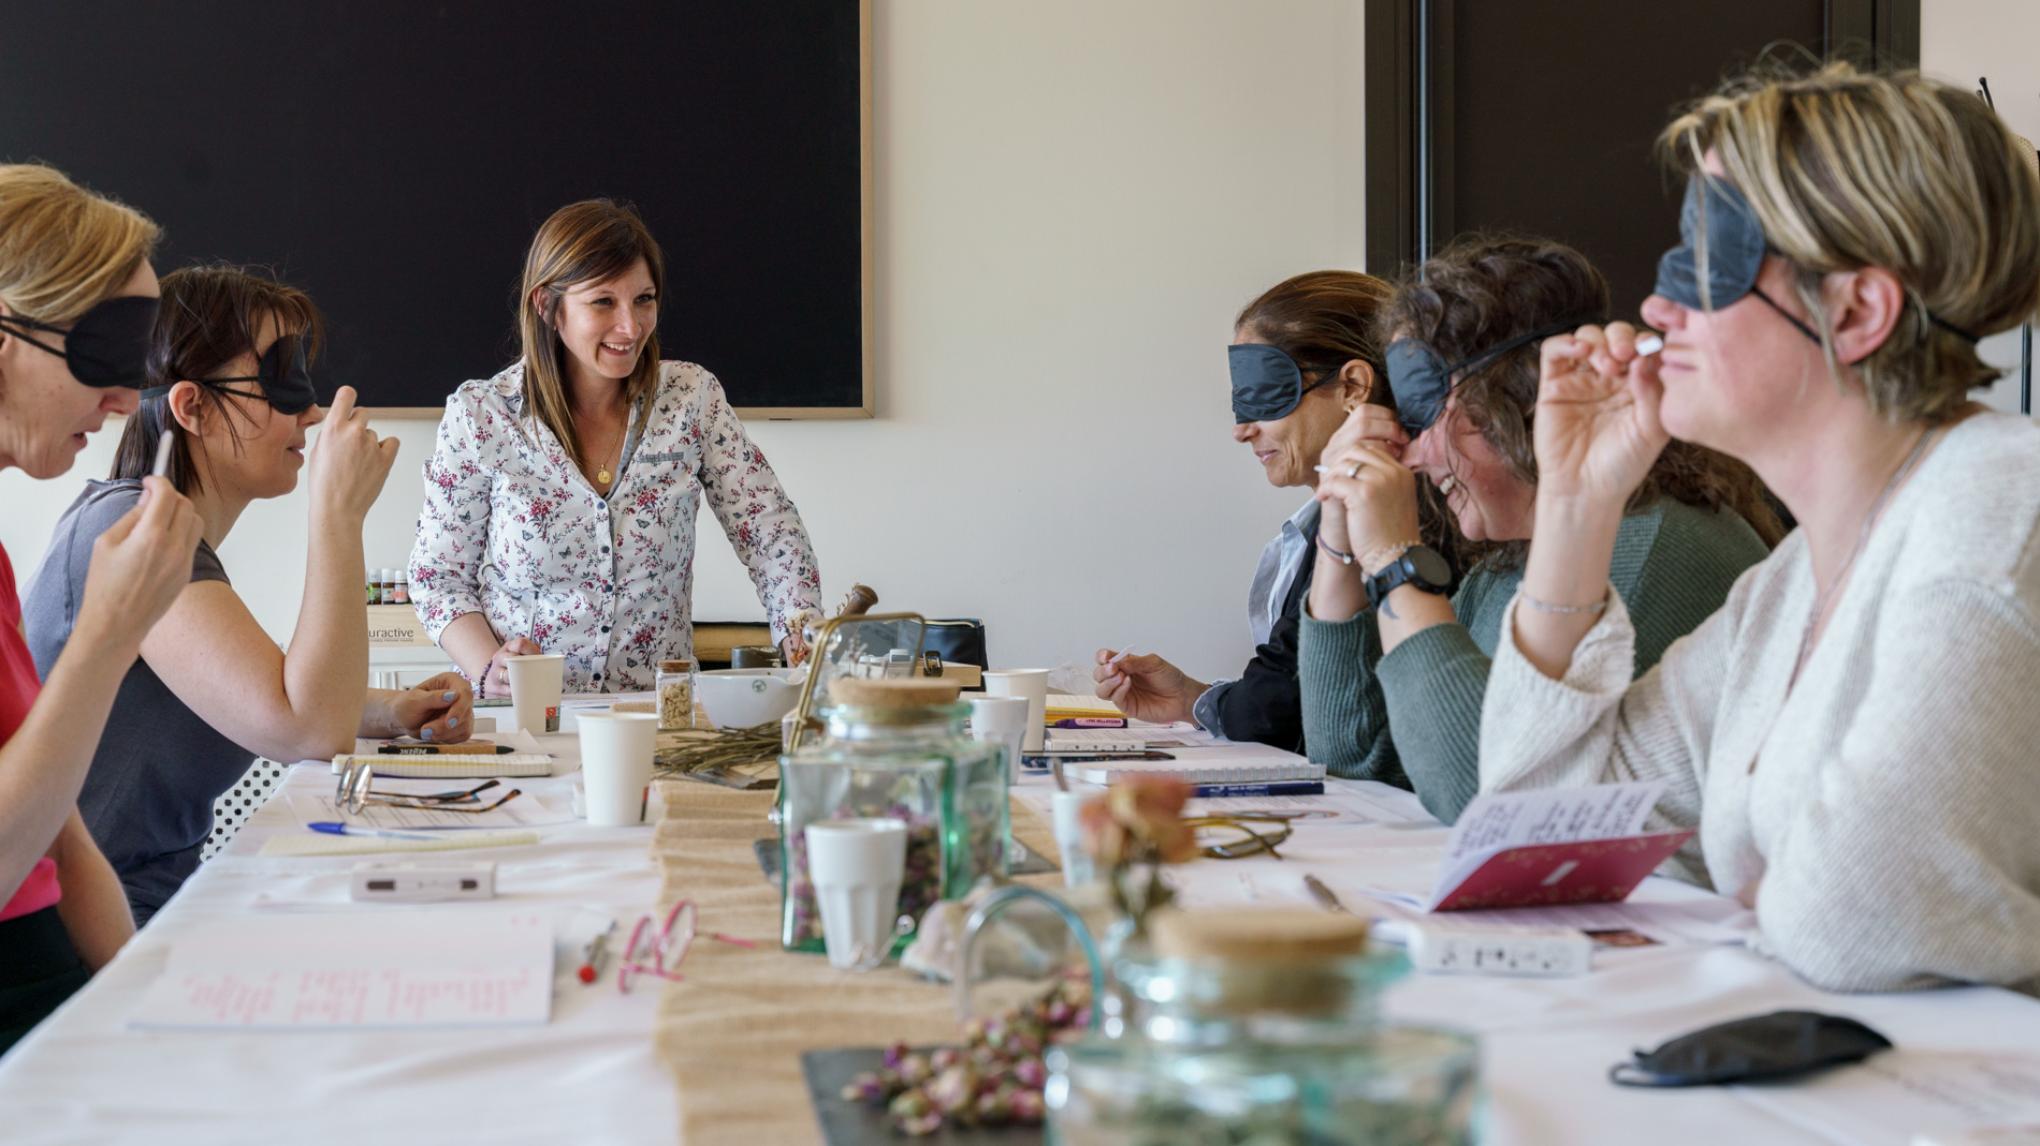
left=130, top=912, right=553, bottom=1030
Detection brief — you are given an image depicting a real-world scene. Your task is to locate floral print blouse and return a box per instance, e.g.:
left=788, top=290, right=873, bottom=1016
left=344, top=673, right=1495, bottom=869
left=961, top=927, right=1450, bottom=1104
left=409, top=360, right=822, bottom=693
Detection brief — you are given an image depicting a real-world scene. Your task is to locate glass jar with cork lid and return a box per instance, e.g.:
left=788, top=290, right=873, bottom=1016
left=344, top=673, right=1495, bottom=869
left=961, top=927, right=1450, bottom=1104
left=656, top=658, right=698, bottom=731
left=777, top=677, right=1009, bottom=957
left=1045, top=907, right=1480, bottom=1144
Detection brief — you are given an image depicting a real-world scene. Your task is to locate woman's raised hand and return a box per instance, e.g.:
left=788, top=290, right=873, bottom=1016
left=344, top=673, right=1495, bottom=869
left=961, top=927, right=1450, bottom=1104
left=76, top=476, right=204, bottom=656
left=1534, top=322, right=1670, bottom=508
left=308, top=386, right=400, bottom=523
left=482, top=637, right=544, bottom=700
left=1313, top=404, right=1410, bottom=556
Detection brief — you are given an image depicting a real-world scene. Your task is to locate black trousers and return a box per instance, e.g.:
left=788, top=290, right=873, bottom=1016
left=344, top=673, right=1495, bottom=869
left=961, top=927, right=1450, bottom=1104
left=0, top=906, right=88, bottom=1056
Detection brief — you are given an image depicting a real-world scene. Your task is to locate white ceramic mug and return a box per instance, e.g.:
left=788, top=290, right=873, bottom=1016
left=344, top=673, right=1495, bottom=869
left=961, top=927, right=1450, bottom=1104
left=803, top=818, right=908, bottom=971
left=505, top=653, right=566, bottom=734
left=982, top=669, right=1050, bottom=752
left=577, top=709, right=659, bottom=826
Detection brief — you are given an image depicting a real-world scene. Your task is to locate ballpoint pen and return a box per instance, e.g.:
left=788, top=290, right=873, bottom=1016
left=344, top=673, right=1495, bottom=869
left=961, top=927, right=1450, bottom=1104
left=308, top=821, right=437, bottom=842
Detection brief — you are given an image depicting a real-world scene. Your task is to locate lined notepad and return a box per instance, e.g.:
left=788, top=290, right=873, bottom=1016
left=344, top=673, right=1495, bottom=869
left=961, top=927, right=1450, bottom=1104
left=1073, top=757, right=1325, bottom=786
left=330, top=753, right=553, bottom=778
left=258, top=830, right=542, bottom=857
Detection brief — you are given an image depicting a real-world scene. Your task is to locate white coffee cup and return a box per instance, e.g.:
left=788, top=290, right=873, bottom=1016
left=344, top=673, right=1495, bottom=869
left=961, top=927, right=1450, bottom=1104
left=968, top=695, right=1032, bottom=786
left=803, top=818, right=908, bottom=971
left=1051, top=788, right=1100, bottom=888
left=577, top=709, right=659, bottom=826
left=505, top=653, right=566, bottom=734
left=982, top=669, right=1050, bottom=752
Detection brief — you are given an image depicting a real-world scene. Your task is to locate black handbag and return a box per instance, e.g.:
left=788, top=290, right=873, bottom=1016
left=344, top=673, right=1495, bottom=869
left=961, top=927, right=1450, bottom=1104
left=922, top=618, right=988, bottom=669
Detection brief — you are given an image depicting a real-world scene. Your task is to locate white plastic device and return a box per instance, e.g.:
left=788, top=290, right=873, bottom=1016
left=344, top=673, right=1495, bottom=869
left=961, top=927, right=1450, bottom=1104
left=1407, top=922, right=1593, bottom=978
left=349, top=861, right=498, bottom=903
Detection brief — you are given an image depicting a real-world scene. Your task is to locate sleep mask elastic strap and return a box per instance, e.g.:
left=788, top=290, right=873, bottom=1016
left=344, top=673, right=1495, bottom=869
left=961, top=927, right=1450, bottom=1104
left=1385, top=316, right=1595, bottom=437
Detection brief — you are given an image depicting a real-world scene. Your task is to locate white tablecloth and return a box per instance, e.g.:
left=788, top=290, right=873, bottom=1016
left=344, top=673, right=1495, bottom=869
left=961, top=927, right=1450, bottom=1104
left=3, top=731, right=2037, bottom=1145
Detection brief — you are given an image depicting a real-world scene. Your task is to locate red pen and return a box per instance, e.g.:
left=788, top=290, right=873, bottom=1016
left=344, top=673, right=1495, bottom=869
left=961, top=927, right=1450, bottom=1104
left=577, top=920, right=617, bottom=985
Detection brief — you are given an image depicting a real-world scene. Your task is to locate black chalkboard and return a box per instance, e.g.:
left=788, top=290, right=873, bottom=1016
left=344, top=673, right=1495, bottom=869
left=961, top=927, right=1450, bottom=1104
left=0, top=1, right=870, bottom=417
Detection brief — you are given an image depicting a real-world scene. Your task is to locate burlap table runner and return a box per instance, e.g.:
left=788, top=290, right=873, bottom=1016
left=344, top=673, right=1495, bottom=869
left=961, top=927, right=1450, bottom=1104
left=651, top=780, right=1065, bottom=1144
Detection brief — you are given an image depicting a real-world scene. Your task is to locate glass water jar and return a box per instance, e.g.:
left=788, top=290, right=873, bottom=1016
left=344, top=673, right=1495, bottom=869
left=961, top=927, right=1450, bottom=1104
left=778, top=679, right=1010, bottom=956
left=1044, top=907, right=1480, bottom=1145
left=655, top=657, right=698, bottom=731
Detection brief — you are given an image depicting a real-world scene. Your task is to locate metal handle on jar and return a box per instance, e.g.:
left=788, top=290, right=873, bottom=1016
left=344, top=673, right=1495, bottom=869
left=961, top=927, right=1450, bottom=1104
left=954, top=884, right=1104, bottom=1031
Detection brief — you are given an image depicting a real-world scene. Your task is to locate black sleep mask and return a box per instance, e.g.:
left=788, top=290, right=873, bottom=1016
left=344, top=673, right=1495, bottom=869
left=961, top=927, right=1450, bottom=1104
left=0, top=295, right=159, bottom=388
left=1654, top=174, right=1978, bottom=347
left=1609, top=1010, right=1893, bottom=1088
left=145, top=331, right=320, bottom=415
left=1230, top=343, right=1353, bottom=424
left=1384, top=318, right=1591, bottom=437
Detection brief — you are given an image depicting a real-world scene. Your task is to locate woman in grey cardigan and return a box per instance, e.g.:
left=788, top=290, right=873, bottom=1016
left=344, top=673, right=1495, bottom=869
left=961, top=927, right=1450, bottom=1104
left=1480, top=64, right=2040, bottom=994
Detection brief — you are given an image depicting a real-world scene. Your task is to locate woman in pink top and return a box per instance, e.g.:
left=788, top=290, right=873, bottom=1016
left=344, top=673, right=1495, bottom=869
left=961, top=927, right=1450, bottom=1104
left=0, top=164, right=203, bottom=1053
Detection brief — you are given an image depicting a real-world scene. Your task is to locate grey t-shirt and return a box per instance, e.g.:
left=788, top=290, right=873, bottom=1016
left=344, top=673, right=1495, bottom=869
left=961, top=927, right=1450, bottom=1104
left=22, top=480, right=249, bottom=925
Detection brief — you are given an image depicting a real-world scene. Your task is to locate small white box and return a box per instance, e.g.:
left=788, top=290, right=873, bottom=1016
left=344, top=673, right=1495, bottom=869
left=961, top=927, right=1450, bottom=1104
left=349, top=861, right=497, bottom=903
left=1408, top=922, right=1593, bottom=978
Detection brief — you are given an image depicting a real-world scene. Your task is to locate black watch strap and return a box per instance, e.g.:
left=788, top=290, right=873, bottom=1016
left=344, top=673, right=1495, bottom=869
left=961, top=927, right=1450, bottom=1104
left=1364, top=545, right=1452, bottom=611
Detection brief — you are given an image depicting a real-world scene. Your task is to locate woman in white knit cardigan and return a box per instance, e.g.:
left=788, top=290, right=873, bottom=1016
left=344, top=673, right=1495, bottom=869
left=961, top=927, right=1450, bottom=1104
left=1478, top=63, right=2040, bottom=994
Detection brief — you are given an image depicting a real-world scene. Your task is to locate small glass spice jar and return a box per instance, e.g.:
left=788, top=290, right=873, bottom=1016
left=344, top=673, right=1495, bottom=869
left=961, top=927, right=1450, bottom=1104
left=1045, top=907, right=1480, bottom=1145
left=655, top=657, right=698, bottom=731
left=778, top=677, right=1010, bottom=957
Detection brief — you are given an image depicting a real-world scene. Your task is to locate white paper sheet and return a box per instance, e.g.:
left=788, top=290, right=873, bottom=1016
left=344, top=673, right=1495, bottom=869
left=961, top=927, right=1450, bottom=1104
left=289, top=784, right=569, bottom=831
left=1445, top=780, right=1666, bottom=862
left=130, top=912, right=554, bottom=1030
left=1740, top=1052, right=2040, bottom=1146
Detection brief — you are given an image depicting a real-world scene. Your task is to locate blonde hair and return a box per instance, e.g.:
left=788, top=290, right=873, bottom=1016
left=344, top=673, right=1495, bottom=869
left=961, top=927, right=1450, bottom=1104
left=0, top=163, right=160, bottom=324
left=516, top=200, right=664, bottom=472
left=1661, top=62, right=2040, bottom=423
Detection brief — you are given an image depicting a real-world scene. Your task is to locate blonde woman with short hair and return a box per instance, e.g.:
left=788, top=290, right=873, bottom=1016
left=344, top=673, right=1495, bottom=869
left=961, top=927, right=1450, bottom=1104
left=1479, top=63, right=2040, bottom=994
left=411, top=200, right=822, bottom=696
left=0, top=164, right=202, bottom=1049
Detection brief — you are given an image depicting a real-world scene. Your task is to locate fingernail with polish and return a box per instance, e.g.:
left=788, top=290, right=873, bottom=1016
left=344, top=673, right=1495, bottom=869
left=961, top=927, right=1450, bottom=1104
left=421, top=728, right=435, bottom=741
left=443, top=691, right=457, bottom=702
left=449, top=716, right=460, bottom=727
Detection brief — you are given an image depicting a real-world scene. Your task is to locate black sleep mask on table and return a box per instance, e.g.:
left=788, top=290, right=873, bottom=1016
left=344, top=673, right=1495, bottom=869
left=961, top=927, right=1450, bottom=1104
left=144, top=331, right=321, bottom=415
left=0, top=295, right=159, bottom=388
left=1384, top=318, right=1590, bottom=438
left=1229, top=343, right=1347, bottom=424
left=1609, top=1009, right=1893, bottom=1088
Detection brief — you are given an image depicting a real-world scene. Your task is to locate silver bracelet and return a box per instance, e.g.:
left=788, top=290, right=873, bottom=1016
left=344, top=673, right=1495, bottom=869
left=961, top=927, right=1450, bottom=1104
left=1519, top=587, right=1610, bottom=615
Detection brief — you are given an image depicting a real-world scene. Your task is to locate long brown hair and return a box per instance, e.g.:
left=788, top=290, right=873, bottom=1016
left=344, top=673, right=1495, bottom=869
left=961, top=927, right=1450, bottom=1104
left=516, top=199, right=665, bottom=472
left=1383, top=234, right=1785, bottom=567
left=112, top=264, right=323, bottom=494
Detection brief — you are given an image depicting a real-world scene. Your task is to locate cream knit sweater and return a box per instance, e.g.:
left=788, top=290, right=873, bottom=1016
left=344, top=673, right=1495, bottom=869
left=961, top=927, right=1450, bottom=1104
left=1480, top=412, right=2040, bottom=995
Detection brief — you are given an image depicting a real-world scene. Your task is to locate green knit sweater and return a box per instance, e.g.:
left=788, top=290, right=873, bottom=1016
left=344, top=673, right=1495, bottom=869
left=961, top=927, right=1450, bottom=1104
left=1297, top=499, right=1769, bottom=823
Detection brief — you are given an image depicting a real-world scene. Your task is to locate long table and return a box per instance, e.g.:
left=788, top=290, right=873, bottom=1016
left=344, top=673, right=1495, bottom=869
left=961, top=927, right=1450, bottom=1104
left=1, top=729, right=2036, bottom=1145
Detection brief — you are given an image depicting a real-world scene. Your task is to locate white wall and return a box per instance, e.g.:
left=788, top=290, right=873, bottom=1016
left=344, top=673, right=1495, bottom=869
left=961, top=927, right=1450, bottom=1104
left=1921, top=0, right=2040, bottom=416
left=0, top=0, right=1368, bottom=684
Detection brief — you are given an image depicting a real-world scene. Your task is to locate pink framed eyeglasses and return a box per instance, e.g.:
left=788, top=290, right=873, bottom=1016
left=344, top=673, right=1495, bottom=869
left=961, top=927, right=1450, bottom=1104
left=617, top=899, right=757, bottom=994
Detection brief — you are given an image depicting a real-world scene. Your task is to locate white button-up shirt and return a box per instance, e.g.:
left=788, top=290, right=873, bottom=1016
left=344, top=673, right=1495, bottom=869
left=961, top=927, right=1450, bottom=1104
left=409, top=360, right=822, bottom=693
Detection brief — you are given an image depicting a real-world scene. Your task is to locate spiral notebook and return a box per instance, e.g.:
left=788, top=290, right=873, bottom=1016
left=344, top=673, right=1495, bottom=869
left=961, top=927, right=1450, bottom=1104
left=1072, top=756, right=1324, bottom=786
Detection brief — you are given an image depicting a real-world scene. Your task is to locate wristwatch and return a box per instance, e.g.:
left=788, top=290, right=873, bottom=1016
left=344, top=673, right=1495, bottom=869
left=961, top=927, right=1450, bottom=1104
left=1364, top=545, right=1453, bottom=611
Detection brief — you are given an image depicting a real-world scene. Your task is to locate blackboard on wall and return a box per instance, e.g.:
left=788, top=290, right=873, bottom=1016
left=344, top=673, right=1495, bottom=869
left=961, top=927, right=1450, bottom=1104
left=0, top=1, right=872, bottom=418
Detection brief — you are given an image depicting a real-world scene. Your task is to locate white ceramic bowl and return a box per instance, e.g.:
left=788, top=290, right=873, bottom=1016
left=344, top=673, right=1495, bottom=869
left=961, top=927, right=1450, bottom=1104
left=695, top=667, right=806, bottom=730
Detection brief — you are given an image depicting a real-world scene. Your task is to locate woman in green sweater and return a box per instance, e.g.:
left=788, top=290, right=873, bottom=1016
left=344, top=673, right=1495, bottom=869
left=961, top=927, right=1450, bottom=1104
left=1297, top=236, right=1779, bottom=822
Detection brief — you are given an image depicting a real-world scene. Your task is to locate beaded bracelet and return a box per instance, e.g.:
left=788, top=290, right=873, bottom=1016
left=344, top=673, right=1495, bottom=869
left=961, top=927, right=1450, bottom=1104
left=1519, top=587, right=1611, bottom=615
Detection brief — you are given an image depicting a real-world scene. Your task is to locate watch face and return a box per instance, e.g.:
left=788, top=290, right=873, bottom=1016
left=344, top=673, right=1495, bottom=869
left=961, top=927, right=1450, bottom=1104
left=1407, top=546, right=1452, bottom=589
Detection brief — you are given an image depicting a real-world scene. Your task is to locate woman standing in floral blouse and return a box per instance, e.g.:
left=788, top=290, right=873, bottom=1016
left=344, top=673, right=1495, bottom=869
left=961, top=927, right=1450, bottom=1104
left=410, top=200, right=822, bottom=696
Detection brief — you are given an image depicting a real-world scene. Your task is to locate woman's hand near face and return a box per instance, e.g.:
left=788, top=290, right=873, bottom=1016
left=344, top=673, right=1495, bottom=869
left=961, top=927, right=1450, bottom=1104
left=73, top=476, right=204, bottom=657
left=307, top=386, right=400, bottom=524
left=1314, top=405, right=1410, bottom=554
left=1534, top=323, right=1670, bottom=509
left=1314, top=442, right=1422, bottom=570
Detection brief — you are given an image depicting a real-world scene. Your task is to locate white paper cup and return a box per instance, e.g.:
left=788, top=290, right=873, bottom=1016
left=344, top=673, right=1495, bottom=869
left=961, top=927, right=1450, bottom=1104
left=505, top=653, right=566, bottom=734
left=982, top=669, right=1050, bottom=752
left=577, top=709, right=659, bottom=826
left=1052, top=788, right=1100, bottom=888
left=804, top=818, right=908, bottom=970
left=968, top=696, right=1032, bottom=786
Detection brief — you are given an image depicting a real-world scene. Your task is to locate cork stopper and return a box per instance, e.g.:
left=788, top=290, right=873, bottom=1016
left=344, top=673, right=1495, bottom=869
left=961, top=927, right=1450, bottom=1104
left=1151, top=907, right=1370, bottom=964
left=827, top=677, right=962, bottom=708
left=659, top=659, right=692, bottom=673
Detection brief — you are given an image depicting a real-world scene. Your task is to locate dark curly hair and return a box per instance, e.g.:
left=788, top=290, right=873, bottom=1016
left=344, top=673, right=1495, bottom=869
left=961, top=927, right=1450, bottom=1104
left=1380, top=234, right=1784, bottom=567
